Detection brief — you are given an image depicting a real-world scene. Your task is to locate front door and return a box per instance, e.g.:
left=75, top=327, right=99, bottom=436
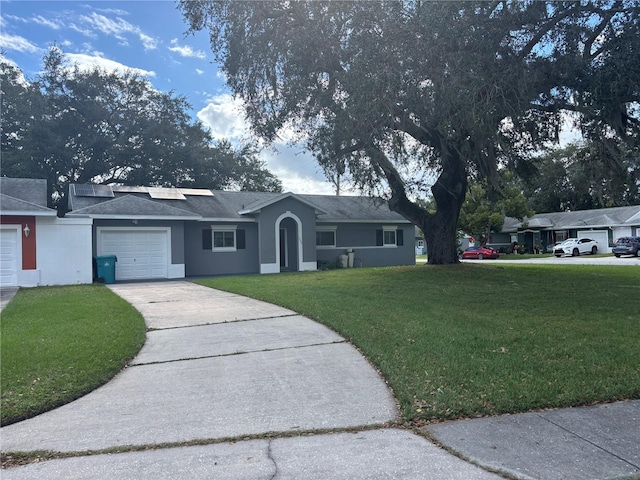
left=278, top=217, right=299, bottom=272
left=279, top=228, right=288, bottom=269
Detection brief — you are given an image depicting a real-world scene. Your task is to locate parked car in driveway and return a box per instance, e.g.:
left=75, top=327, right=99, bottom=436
left=461, top=245, right=500, bottom=260
left=553, top=238, right=598, bottom=257
left=612, top=236, right=640, bottom=257
left=546, top=243, right=560, bottom=253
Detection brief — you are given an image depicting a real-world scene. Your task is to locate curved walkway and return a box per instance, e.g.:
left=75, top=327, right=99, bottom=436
left=1, top=281, right=498, bottom=479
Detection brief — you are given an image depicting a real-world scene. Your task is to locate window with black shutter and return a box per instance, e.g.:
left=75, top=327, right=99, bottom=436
left=202, top=229, right=212, bottom=250
left=237, top=229, right=246, bottom=250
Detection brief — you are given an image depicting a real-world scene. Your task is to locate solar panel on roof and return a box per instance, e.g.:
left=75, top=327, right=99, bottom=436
left=179, top=188, right=214, bottom=196
left=72, top=184, right=93, bottom=196
left=72, top=184, right=114, bottom=198
left=148, top=188, right=186, bottom=200
left=93, top=185, right=115, bottom=197
left=112, top=186, right=149, bottom=193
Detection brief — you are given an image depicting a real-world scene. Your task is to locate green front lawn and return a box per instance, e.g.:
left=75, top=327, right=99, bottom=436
left=195, top=264, right=640, bottom=422
left=2, top=265, right=637, bottom=428
left=0, top=285, right=146, bottom=426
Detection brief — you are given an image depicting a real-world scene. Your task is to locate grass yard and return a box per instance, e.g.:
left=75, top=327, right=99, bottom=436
left=0, top=285, right=146, bottom=426
left=195, top=264, right=640, bottom=423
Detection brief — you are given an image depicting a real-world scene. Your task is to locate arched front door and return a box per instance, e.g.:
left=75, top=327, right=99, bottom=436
left=278, top=216, right=299, bottom=272
left=275, top=212, right=304, bottom=272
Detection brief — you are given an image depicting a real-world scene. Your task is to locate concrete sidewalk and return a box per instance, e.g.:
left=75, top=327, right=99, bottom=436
left=1, top=281, right=638, bottom=479
left=426, top=400, right=640, bottom=480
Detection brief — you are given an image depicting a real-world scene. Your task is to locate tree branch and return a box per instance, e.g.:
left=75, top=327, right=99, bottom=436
left=363, top=141, right=429, bottom=226
left=519, top=4, right=584, bottom=59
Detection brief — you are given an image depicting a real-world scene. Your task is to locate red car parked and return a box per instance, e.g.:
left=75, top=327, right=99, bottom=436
left=461, top=245, right=500, bottom=260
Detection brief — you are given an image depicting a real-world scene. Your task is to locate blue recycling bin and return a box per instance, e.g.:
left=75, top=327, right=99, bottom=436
left=94, top=255, right=117, bottom=284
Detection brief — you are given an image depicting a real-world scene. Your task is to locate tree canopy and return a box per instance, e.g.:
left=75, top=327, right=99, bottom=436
left=459, top=172, right=533, bottom=245
left=179, top=0, right=640, bottom=264
left=0, top=47, right=282, bottom=214
left=523, top=141, right=640, bottom=212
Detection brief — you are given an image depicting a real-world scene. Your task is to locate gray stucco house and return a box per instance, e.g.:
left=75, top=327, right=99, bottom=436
left=66, top=184, right=414, bottom=281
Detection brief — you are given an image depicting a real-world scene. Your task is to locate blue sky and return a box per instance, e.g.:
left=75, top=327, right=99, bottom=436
left=0, top=0, right=336, bottom=194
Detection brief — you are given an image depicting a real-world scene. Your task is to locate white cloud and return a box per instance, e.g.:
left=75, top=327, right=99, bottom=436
left=30, top=15, right=63, bottom=30
left=196, top=68, right=204, bottom=75
left=69, top=22, right=98, bottom=38
left=78, top=12, right=157, bottom=50
left=80, top=13, right=130, bottom=37
left=140, top=33, right=158, bottom=51
left=197, top=94, right=250, bottom=141
left=197, top=95, right=334, bottom=194
left=0, top=33, right=40, bottom=53
left=260, top=144, right=336, bottom=195
left=66, top=53, right=156, bottom=77
left=169, top=39, right=206, bottom=59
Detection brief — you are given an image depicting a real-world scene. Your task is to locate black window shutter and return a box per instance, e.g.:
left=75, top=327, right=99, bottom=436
left=237, top=229, right=246, bottom=250
left=376, top=229, right=383, bottom=246
left=397, top=229, right=404, bottom=246
left=202, top=229, right=212, bottom=250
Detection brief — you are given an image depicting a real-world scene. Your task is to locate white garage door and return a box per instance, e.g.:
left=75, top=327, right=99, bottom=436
left=578, top=230, right=609, bottom=254
left=0, top=228, right=19, bottom=286
left=98, top=229, right=169, bottom=281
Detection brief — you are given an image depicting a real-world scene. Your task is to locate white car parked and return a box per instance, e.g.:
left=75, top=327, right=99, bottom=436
left=553, top=238, right=598, bottom=257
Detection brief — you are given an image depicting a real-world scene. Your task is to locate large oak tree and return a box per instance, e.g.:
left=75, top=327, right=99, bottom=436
left=179, top=0, right=640, bottom=263
left=1, top=47, right=282, bottom=214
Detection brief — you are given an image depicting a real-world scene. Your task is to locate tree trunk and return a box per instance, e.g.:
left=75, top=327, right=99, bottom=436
left=370, top=143, right=467, bottom=265
left=421, top=207, right=462, bottom=264
left=423, top=152, right=468, bottom=265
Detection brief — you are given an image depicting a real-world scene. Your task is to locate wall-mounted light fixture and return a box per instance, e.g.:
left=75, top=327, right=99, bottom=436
left=23, top=224, right=31, bottom=238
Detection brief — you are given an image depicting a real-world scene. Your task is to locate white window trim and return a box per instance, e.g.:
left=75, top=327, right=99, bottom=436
left=316, top=226, right=337, bottom=248
left=382, top=226, right=397, bottom=247
left=212, top=224, right=237, bottom=252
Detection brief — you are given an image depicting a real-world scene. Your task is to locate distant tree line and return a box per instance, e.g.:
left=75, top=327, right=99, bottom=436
left=1, top=47, right=282, bottom=214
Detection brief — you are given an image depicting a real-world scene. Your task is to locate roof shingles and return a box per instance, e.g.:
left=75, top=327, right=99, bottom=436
left=67, top=185, right=409, bottom=223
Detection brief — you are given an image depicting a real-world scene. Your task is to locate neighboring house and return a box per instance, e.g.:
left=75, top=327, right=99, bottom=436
left=66, top=184, right=415, bottom=282
left=0, top=178, right=93, bottom=287
left=415, top=226, right=425, bottom=254
left=492, top=205, right=640, bottom=254
left=414, top=226, right=473, bottom=256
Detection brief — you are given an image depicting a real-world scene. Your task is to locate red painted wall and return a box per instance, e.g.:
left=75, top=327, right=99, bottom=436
left=0, top=215, right=37, bottom=269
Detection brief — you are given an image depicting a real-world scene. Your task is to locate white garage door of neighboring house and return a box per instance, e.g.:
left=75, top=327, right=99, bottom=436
left=98, top=228, right=169, bottom=281
left=0, top=228, right=19, bottom=286
left=578, top=230, right=609, bottom=254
